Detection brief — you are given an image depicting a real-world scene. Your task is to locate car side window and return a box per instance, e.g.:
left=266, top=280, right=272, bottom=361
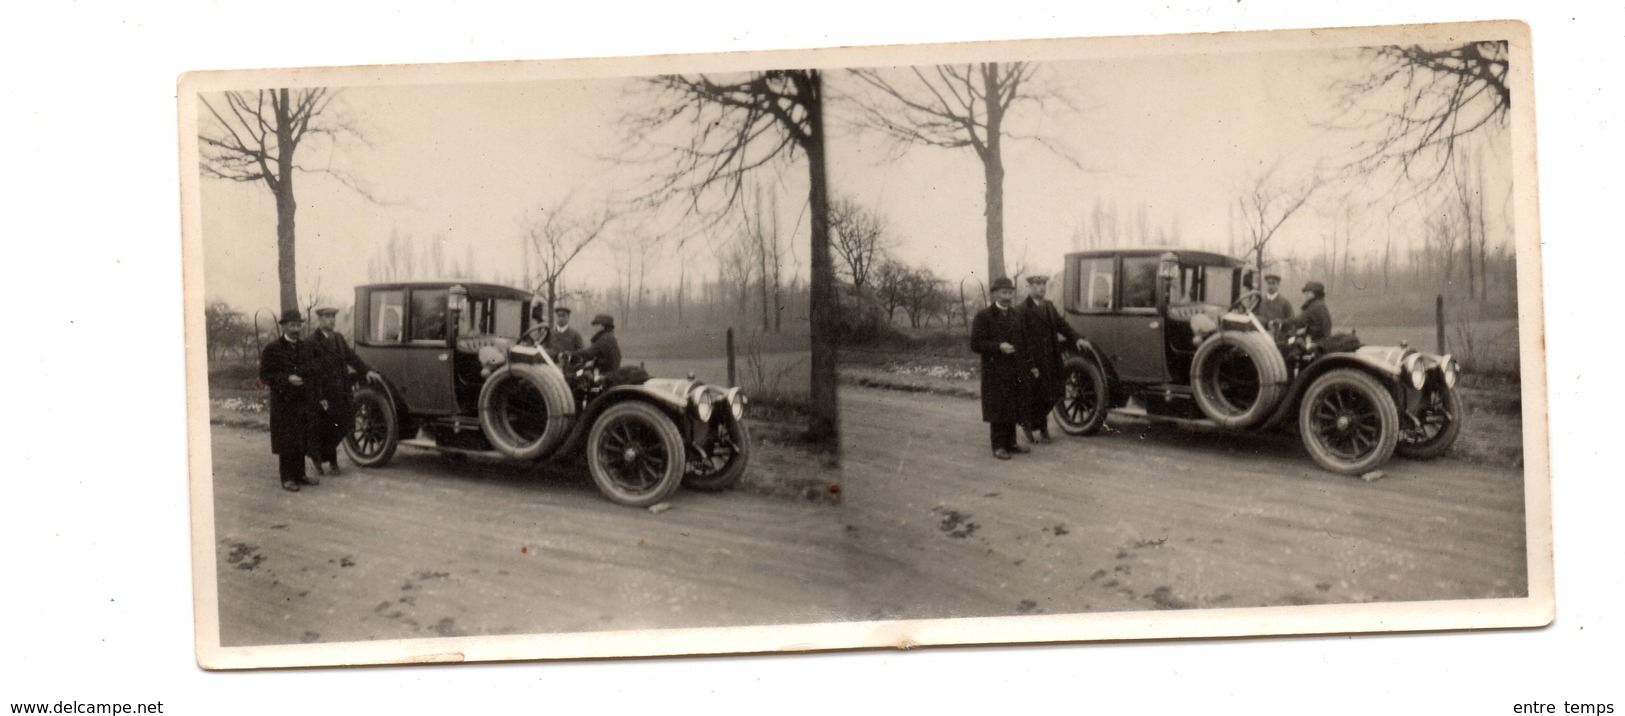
left=410, top=289, right=448, bottom=342
left=492, top=299, right=524, bottom=339
left=1072, top=257, right=1115, bottom=311
left=1122, top=256, right=1160, bottom=309
left=369, top=290, right=404, bottom=344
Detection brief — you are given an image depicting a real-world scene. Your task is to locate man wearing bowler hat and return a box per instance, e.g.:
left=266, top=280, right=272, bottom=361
left=1017, top=274, right=1087, bottom=444
left=308, top=306, right=381, bottom=475
left=1255, top=273, right=1296, bottom=326
left=971, top=277, right=1038, bottom=460
left=259, top=309, right=321, bottom=492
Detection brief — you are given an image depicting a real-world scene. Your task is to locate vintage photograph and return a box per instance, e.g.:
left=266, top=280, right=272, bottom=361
left=181, top=20, right=1549, bottom=667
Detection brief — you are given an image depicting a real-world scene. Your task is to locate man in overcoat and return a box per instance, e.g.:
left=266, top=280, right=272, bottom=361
left=971, top=277, right=1038, bottom=460
left=259, top=309, right=321, bottom=492
left=309, top=306, right=381, bottom=475
left=1017, top=275, right=1087, bottom=444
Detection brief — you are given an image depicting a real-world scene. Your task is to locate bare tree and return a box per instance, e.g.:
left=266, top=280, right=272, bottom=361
left=828, top=198, right=891, bottom=303
left=522, top=202, right=612, bottom=318
left=872, top=258, right=909, bottom=325
left=848, top=63, right=1076, bottom=280
left=199, top=88, right=370, bottom=312
left=898, top=267, right=945, bottom=329
left=629, top=70, right=838, bottom=443
left=1334, top=41, right=1510, bottom=185
left=1236, top=162, right=1323, bottom=275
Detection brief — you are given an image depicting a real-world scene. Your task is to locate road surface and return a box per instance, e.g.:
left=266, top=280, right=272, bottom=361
left=838, top=384, right=1529, bottom=620
left=207, top=424, right=846, bottom=647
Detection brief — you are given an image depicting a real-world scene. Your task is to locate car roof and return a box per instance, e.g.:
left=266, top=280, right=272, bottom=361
left=359, top=281, right=533, bottom=301
left=1062, top=248, right=1247, bottom=267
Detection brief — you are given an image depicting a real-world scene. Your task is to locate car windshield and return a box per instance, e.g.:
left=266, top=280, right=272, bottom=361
left=1172, top=263, right=1239, bottom=305
left=458, top=296, right=526, bottom=339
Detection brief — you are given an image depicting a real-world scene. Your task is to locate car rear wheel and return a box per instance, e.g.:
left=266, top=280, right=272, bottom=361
left=684, top=416, right=751, bottom=492
left=1191, top=330, right=1286, bottom=429
left=1054, top=356, right=1109, bottom=436
left=1396, top=385, right=1464, bottom=460
left=587, top=401, right=686, bottom=507
left=478, top=364, right=574, bottom=460
left=1298, top=368, right=1399, bottom=475
left=344, top=385, right=398, bottom=468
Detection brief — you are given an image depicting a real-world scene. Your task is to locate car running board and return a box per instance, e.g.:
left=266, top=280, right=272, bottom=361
left=1109, top=405, right=1221, bottom=430
left=398, top=437, right=507, bottom=460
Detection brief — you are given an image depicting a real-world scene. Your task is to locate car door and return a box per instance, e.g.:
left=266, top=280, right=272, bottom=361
left=1102, top=254, right=1169, bottom=384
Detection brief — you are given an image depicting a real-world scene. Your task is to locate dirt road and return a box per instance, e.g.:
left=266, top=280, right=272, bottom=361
left=207, top=424, right=847, bottom=647
left=839, top=385, right=1528, bottom=621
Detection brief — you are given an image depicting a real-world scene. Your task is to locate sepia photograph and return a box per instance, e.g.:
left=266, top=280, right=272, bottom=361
left=180, top=19, right=1550, bottom=669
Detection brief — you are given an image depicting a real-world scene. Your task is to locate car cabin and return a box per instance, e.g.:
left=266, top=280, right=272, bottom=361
left=352, top=282, right=535, bottom=416
left=1061, top=249, right=1252, bottom=385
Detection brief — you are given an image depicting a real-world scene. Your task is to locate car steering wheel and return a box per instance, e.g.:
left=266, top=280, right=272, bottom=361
left=519, top=323, right=551, bottom=347
left=1230, top=290, right=1263, bottom=314
left=1229, top=291, right=1269, bottom=334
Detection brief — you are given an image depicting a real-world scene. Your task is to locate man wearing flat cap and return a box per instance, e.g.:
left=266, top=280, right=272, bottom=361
left=308, top=306, right=381, bottom=475
left=541, top=305, right=586, bottom=356
left=971, top=277, right=1038, bottom=460
left=1017, top=274, right=1086, bottom=444
left=571, top=313, right=622, bottom=372
left=1255, top=273, right=1295, bottom=326
left=1281, top=280, right=1332, bottom=341
left=259, top=309, right=321, bottom=492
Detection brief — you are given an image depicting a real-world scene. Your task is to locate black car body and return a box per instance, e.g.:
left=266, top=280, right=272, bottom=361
left=1053, top=249, right=1463, bottom=474
left=342, top=281, right=749, bottom=507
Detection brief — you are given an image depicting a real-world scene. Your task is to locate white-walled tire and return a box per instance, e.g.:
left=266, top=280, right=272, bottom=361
left=1191, top=331, right=1287, bottom=429
left=478, top=364, right=574, bottom=460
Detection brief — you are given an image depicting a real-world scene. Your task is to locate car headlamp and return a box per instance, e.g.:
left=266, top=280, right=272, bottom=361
left=725, top=387, right=746, bottom=420
left=690, top=387, right=715, bottom=421
left=1402, top=354, right=1428, bottom=389
left=1441, top=354, right=1459, bottom=388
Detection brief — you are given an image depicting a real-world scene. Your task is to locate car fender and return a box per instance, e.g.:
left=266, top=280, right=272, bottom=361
left=1065, top=339, right=1129, bottom=406
left=1259, top=352, right=1405, bottom=431
left=553, top=385, right=689, bottom=459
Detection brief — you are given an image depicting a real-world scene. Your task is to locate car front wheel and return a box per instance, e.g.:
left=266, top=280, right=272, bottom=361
left=1396, top=385, right=1464, bottom=460
left=586, top=401, right=686, bottom=507
left=684, top=415, right=751, bottom=492
left=344, top=385, right=398, bottom=468
left=1297, top=368, right=1399, bottom=475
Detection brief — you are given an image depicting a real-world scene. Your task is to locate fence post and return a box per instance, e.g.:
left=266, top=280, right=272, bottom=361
left=726, top=327, right=737, bottom=387
left=1435, top=294, right=1446, bottom=354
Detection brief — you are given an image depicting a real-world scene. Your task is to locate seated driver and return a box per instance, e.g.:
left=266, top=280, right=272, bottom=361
left=567, top=313, right=622, bottom=372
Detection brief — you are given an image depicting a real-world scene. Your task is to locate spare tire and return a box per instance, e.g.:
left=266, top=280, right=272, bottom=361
left=478, top=364, right=575, bottom=460
left=1190, top=330, right=1287, bottom=429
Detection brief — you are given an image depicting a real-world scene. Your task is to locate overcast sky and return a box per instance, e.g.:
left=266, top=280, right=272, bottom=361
left=197, top=37, right=1513, bottom=316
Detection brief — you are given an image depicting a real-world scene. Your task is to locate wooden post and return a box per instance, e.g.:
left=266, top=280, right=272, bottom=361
left=726, top=326, right=737, bottom=387
left=1435, top=294, right=1446, bottom=354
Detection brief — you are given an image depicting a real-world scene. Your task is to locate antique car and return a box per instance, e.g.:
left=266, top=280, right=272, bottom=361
left=1052, top=249, right=1462, bottom=475
left=339, top=281, right=749, bottom=507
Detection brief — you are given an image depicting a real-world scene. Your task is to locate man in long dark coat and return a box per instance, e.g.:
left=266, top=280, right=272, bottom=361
left=574, top=313, right=622, bottom=372
left=309, top=306, right=381, bottom=475
left=971, top=277, right=1038, bottom=460
left=1016, top=275, right=1086, bottom=444
left=259, top=309, right=321, bottom=492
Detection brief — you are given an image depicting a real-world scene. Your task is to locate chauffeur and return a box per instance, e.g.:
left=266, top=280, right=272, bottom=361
left=1017, top=274, right=1086, bottom=444
left=309, top=306, right=381, bottom=475
left=259, top=309, right=321, bottom=492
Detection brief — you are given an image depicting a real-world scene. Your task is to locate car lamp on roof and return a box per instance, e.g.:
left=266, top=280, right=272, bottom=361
left=1157, top=252, right=1179, bottom=282
left=448, top=284, right=468, bottom=316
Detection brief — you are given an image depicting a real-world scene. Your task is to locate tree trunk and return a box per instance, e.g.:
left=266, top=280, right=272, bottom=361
left=981, top=65, right=1007, bottom=281
left=274, top=88, right=299, bottom=313
left=801, top=71, right=839, bottom=447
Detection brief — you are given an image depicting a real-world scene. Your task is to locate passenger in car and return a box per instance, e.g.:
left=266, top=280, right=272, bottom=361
left=573, top=313, right=622, bottom=372
left=1281, top=280, right=1332, bottom=341
left=1255, top=274, right=1296, bottom=326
